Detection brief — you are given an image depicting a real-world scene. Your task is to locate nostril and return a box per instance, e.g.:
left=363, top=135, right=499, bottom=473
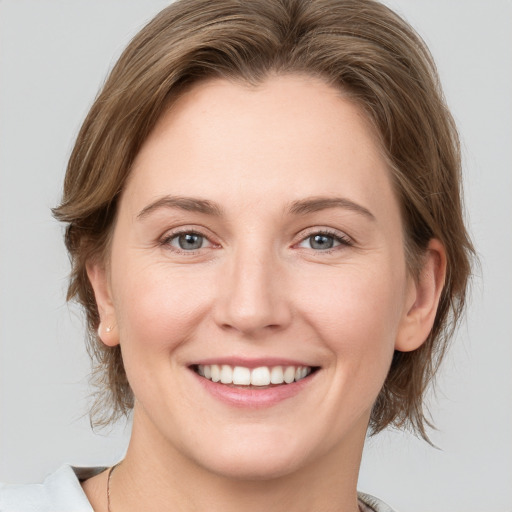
left=218, top=321, right=285, bottom=336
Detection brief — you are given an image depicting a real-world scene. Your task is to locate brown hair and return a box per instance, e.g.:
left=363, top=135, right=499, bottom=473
left=53, top=0, right=474, bottom=440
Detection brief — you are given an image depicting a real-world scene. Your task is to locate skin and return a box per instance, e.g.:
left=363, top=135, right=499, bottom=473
left=84, top=74, right=446, bottom=512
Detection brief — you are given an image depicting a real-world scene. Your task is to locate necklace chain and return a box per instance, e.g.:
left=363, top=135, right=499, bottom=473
left=106, top=461, right=364, bottom=512
left=107, top=463, right=120, bottom=512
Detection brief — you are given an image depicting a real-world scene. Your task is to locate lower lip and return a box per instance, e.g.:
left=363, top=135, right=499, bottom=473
left=192, top=370, right=316, bottom=408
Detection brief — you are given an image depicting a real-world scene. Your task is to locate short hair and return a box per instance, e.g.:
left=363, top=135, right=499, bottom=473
left=53, top=0, right=474, bottom=441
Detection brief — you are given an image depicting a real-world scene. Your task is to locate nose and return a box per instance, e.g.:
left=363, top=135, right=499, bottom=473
left=213, top=245, right=292, bottom=337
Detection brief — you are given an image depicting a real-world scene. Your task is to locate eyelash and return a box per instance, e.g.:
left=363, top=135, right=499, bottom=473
left=159, top=229, right=215, bottom=255
left=159, top=228, right=353, bottom=255
left=296, top=229, right=353, bottom=253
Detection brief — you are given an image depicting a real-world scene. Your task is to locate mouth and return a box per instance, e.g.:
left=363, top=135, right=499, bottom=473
left=191, top=364, right=319, bottom=388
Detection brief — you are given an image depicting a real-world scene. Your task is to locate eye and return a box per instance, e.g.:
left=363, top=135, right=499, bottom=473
left=297, top=231, right=351, bottom=251
left=164, top=231, right=212, bottom=251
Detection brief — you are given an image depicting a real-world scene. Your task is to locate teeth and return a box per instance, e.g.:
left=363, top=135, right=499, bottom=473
left=211, top=364, right=220, bottom=382
left=232, top=366, right=251, bottom=385
left=195, top=364, right=313, bottom=386
left=220, top=365, right=233, bottom=384
left=270, top=366, right=284, bottom=384
left=283, top=366, right=295, bottom=384
left=251, top=367, right=271, bottom=386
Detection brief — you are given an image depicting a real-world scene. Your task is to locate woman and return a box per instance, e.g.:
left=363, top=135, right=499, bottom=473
left=0, top=0, right=474, bottom=510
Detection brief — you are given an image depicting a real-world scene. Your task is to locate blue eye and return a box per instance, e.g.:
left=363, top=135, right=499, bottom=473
left=298, top=232, right=350, bottom=251
left=309, top=234, right=336, bottom=250
left=168, top=232, right=209, bottom=251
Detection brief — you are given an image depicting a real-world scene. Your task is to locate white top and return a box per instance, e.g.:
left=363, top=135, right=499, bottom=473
left=0, top=465, right=397, bottom=512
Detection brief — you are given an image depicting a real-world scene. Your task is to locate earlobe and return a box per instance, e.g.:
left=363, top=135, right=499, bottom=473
left=86, top=260, right=120, bottom=347
left=395, top=239, right=447, bottom=352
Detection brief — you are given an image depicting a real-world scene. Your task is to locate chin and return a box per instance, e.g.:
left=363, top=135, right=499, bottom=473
left=202, top=452, right=306, bottom=482
left=187, top=431, right=313, bottom=481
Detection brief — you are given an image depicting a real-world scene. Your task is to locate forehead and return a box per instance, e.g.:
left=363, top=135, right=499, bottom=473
left=125, top=74, right=397, bottom=221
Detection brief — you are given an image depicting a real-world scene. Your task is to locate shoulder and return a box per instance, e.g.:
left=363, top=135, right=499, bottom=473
left=1, top=469, right=397, bottom=512
left=358, top=491, right=399, bottom=512
left=0, top=465, right=104, bottom=512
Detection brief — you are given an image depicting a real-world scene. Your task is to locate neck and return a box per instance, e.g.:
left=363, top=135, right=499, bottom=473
left=109, top=407, right=367, bottom=512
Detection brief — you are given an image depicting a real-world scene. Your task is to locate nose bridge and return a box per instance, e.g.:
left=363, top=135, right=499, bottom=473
left=215, top=238, right=291, bottom=335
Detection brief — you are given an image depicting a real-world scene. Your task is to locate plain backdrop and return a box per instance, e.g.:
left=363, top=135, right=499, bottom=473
left=0, top=1, right=511, bottom=511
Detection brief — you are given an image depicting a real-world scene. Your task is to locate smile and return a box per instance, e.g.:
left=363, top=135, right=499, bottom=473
left=194, top=364, right=313, bottom=386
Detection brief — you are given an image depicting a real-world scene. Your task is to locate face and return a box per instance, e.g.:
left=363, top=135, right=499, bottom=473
left=91, top=75, right=426, bottom=480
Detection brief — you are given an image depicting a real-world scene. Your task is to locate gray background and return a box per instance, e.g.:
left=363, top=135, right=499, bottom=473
left=0, top=1, right=511, bottom=511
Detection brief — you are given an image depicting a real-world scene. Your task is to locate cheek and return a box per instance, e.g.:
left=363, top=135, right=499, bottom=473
left=300, top=260, right=404, bottom=326
left=295, top=261, right=405, bottom=369
left=111, top=260, right=213, bottom=354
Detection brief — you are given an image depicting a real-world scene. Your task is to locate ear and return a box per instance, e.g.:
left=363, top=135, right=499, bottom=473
left=395, top=239, right=447, bottom=352
left=86, top=259, right=120, bottom=347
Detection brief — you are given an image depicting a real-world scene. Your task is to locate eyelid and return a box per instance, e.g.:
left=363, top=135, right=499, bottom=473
left=157, top=225, right=353, bottom=254
left=159, top=226, right=220, bottom=254
left=294, top=227, right=354, bottom=250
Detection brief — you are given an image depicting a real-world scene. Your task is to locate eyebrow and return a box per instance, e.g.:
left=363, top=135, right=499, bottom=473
left=136, top=194, right=375, bottom=221
left=288, top=196, right=375, bottom=220
left=137, top=195, right=223, bottom=219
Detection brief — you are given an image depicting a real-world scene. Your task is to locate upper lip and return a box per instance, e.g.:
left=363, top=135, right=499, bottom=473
left=188, top=357, right=318, bottom=369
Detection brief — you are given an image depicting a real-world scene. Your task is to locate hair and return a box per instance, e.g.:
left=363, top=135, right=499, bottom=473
left=53, top=0, right=474, bottom=441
